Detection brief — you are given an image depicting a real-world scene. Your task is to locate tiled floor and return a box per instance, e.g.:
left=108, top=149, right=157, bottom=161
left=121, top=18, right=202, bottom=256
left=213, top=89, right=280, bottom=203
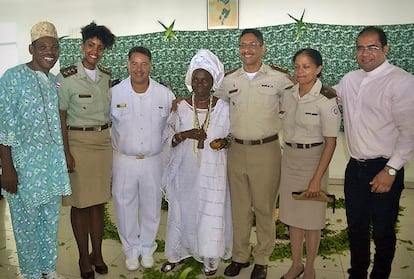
left=1, top=185, right=413, bottom=279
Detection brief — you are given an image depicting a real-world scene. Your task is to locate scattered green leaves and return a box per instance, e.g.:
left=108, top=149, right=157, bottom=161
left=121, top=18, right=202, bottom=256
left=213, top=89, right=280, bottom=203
left=101, top=197, right=411, bottom=278
left=103, top=206, right=120, bottom=241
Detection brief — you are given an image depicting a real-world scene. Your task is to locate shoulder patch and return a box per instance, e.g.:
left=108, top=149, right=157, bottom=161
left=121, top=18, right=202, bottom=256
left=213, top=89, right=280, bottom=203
left=60, top=65, right=77, bottom=78
left=320, top=86, right=337, bottom=99
left=158, top=82, right=172, bottom=90
left=98, top=65, right=111, bottom=76
left=270, top=64, right=289, bottom=74
left=224, top=67, right=240, bottom=76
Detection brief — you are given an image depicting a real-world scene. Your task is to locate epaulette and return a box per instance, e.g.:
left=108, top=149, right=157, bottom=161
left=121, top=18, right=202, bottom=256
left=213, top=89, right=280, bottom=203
left=320, top=86, right=337, bottom=99
left=158, top=82, right=172, bottom=90
left=224, top=67, right=240, bottom=76
left=270, top=64, right=289, bottom=74
left=98, top=65, right=111, bottom=76
left=111, top=79, right=121, bottom=88
left=60, top=65, right=77, bottom=78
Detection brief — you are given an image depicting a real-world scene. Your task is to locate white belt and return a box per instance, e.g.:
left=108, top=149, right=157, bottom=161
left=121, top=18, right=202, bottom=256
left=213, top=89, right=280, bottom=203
left=114, top=149, right=159, bottom=160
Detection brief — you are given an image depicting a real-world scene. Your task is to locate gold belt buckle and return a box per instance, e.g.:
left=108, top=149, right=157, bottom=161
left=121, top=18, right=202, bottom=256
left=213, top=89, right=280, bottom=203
left=94, top=125, right=102, bottom=131
left=135, top=154, right=145, bottom=159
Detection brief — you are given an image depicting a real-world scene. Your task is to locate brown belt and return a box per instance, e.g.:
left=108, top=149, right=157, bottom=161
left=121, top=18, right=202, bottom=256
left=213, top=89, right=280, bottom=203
left=67, top=123, right=109, bottom=132
left=285, top=142, right=323, bottom=149
left=234, top=134, right=278, bottom=145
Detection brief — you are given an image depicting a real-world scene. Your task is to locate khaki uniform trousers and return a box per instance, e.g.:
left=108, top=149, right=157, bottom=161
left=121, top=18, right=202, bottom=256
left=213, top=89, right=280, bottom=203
left=227, top=139, right=281, bottom=265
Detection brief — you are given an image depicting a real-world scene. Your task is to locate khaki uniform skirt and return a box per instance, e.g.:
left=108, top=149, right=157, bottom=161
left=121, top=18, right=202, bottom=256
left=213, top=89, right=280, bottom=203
left=63, top=129, right=112, bottom=208
left=278, top=144, right=328, bottom=230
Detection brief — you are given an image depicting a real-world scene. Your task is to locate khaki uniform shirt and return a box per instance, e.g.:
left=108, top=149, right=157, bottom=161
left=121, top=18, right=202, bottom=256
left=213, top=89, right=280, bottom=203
left=280, top=79, right=340, bottom=143
left=57, top=61, right=111, bottom=126
left=215, top=64, right=292, bottom=140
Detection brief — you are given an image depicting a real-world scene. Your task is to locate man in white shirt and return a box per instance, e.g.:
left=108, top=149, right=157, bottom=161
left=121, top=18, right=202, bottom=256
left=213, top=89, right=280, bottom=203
left=335, top=26, right=414, bottom=279
left=110, top=46, right=175, bottom=271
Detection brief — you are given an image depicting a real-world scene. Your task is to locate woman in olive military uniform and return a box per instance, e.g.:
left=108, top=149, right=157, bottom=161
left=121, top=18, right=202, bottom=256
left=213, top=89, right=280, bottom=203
left=57, top=22, right=115, bottom=279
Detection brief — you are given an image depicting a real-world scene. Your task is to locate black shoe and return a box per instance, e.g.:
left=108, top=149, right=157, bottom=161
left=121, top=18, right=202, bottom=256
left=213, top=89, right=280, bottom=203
left=250, top=264, right=267, bottom=279
left=224, top=261, right=250, bottom=277
left=80, top=270, right=95, bottom=279
left=89, top=253, right=108, bottom=274
left=79, top=259, right=95, bottom=279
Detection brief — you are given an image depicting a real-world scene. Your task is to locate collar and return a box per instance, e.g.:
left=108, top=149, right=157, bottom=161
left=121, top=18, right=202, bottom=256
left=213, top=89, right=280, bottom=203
left=364, top=60, right=390, bottom=77
left=76, top=61, right=103, bottom=81
left=291, top=78, right=322, bottom=99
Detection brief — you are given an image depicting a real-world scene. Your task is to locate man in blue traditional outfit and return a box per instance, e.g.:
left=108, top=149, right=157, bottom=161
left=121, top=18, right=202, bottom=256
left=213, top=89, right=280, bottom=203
left=0, top=21, right=71, bottom=279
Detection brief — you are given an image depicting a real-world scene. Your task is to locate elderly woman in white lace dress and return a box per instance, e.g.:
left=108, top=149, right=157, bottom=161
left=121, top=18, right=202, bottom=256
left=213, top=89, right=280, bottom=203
left=161, top=49, right=232, bottom=276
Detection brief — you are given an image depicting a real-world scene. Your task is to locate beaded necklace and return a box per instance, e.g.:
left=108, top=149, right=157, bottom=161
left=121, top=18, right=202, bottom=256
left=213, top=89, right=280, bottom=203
left=192, top=94, right=213, bottom=150
left=194, top=95, right=210, bottom=104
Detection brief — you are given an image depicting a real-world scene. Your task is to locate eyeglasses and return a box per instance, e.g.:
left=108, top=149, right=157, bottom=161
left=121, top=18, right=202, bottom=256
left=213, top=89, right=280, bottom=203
left=238, top=42, right=263, bottom=48
left=356, top=45, right=381, bottom=53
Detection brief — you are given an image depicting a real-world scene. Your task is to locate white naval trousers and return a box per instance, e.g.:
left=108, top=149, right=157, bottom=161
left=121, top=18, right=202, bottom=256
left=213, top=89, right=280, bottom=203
left=112, top=151, right=162, bottom=260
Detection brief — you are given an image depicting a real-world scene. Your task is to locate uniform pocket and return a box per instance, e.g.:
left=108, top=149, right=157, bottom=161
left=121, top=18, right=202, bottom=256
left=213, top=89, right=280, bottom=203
left=110, top=105, right=130, bottom=126
left=302, top=112, right=320, bottom=126
left=254, top=87, right=278, bottom=109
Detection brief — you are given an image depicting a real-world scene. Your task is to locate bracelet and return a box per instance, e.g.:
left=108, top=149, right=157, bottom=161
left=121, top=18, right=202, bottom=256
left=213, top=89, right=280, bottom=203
left=172, top=134, right=180, bottom=145
left=223, top=133, right=232, bottom=149
left=172, top=133, right=184, bottom=146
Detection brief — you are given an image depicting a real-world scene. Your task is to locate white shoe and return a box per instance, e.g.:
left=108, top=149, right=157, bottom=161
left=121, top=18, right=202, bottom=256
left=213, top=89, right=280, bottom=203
left=141, top=255, right=154, bottom=268
left=42, top=271, right=66, bottom=279
left=126, top=258, right=140, bottom=271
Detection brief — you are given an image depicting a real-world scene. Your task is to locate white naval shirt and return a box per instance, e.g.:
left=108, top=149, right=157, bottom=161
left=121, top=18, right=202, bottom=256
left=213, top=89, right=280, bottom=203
left=110, top=77, right=175, bottom=157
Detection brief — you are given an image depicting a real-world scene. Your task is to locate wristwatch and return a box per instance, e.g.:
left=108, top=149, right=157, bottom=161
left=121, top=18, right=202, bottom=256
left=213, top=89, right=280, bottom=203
left=384, top=165, right=397, bottom=176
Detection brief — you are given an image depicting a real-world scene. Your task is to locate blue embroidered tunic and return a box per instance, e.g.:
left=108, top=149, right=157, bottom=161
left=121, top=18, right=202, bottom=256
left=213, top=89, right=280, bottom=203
left=0, top=64, right=71, bottom=207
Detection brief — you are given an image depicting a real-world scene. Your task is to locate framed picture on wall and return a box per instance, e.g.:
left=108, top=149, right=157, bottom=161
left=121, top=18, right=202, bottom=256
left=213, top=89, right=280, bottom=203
left=207, top=0, right=239, bottom=30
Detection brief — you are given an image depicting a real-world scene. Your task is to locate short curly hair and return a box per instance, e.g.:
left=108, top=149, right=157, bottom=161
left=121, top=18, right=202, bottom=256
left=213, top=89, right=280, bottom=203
left=81, top=22, right=115, bottom=49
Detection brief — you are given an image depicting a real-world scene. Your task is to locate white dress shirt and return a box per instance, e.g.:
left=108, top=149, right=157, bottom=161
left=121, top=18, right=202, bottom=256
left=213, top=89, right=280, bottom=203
left=335, top=60, right=414, bottom=169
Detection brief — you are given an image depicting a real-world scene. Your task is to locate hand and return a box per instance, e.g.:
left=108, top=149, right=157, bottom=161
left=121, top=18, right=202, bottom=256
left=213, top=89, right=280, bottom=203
left=64, top=151, right=76, bottom=173
left=305, top=178, right=321, bottom=198
left=182, top=128, right=207, bottom=141
left=171, top=96, right=185, bottom=112
left=209, top=138, right=228, bottom=150
left=1, top=165, right=18, bottom=194
left=370, top=170, right=395, bottom=193
left=324, top=87, right=341, bottom=104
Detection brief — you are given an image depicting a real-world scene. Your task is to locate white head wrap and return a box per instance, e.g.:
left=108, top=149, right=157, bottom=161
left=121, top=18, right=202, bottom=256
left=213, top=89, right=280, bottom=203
left=185, top=49, right=224, bottom=92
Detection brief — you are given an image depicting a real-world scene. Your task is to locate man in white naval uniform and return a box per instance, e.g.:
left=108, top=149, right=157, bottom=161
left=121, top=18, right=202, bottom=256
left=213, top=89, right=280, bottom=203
left=110, top=46, right=175, bottom=271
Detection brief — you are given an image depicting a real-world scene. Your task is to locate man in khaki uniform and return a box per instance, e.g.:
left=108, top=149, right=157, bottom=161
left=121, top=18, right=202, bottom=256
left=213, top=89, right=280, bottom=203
left=216, top=29, right=292, bottom=279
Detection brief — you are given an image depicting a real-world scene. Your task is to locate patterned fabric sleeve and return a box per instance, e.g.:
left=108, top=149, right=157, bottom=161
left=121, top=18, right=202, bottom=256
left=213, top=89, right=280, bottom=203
left=0, top=67, right=20, bottom=147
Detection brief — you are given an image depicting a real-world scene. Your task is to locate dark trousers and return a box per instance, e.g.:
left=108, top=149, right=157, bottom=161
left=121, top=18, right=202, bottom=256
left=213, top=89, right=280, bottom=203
left=345, top=158, right=404, bottom=279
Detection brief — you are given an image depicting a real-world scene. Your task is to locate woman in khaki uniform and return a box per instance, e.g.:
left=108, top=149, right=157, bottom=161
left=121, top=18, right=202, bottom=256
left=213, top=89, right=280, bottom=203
left=57, top=22, right=115, bottom=279
left=278, top=49, right=340, bottom=279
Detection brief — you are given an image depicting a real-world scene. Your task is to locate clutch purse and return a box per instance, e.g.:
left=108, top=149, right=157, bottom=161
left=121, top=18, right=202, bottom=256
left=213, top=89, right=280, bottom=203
left=292, top=190, right=336, bottom=212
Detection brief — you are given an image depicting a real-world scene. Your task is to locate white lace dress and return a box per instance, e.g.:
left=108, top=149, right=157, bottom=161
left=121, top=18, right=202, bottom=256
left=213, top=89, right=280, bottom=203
left=162, top=99, right=232, bottom=267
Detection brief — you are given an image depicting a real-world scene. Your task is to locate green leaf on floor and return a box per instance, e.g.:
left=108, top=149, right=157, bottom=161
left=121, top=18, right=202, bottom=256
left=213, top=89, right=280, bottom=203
left=102, top=199, right=410, bottom=278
